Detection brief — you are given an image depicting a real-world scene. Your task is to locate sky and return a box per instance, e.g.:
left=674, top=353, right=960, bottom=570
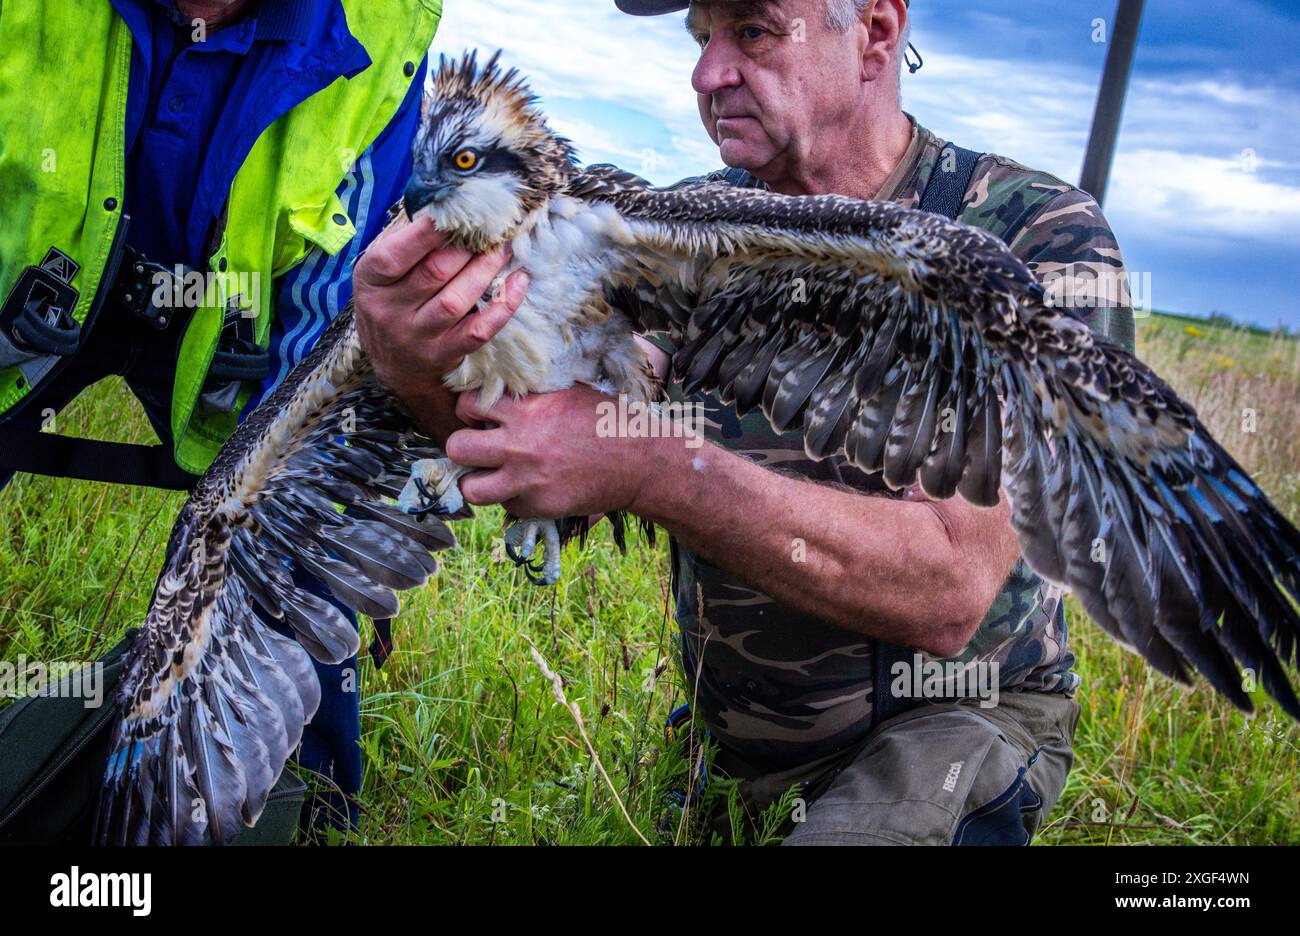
left=429, top=0, right=1300, bottom=329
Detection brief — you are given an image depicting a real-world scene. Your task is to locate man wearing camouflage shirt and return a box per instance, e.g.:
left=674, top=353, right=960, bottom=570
left=358, top=0, right=1136, bottom=844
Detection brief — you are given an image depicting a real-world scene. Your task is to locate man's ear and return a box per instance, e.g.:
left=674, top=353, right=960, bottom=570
left=861, top=0, right=907, bottom=82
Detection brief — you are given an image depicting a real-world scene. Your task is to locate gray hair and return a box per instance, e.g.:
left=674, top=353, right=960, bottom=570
left=824, top=0, right=911, bottom=89
left=823, top=0, right=870, bottom=31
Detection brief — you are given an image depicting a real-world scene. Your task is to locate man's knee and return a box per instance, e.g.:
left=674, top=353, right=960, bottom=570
left=783, top=694, right=1077, bottom=846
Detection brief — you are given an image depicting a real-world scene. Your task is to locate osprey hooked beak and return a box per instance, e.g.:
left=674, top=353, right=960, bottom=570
left=402, top=171, right=455, bottom=219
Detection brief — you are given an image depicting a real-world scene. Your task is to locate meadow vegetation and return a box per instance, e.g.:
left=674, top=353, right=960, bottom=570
left=1, top=311, right=1296, bottom=844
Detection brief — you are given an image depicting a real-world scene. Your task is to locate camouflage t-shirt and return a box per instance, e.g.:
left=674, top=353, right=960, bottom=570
left=652, top=117, right=1137, bottom=769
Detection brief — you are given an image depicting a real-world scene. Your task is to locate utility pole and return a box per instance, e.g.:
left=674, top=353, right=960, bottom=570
left=1079, top=0, right=1145, bottom=206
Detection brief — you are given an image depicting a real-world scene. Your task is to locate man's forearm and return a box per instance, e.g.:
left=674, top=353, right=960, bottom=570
left=630, top=434, right=1014, bottom=656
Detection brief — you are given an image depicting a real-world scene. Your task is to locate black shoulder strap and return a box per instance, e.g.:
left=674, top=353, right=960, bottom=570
left=917, top=143, right=982, bottom=219
left=717, top=167, right=765, bottom=190
left=871, top=142, right=984, bottom=730
left=872, top=640, right=914, bottom=727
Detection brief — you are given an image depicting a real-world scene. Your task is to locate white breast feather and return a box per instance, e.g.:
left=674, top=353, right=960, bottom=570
left=443, top=195, right=638, bottom=407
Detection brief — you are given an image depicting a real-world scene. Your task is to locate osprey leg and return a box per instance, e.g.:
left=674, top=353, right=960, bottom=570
left=399, top=457, right=470, bottom=516
left=504, top=517, right=562, bottom=586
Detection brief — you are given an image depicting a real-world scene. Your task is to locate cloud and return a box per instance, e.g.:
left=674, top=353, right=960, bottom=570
left=434, top=4, right=699, bottom=126
left=426, top=0, right=1300, bottom=323
left=902, top=51, right=1300, bottom=243
left=1108, top=149, right=1300, bottom=239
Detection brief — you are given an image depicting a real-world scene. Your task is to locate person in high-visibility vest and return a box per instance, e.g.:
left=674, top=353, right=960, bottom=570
left=0, top=0, right=447, bottom=835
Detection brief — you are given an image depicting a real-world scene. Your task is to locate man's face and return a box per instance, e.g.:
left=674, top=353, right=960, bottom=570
left=687, top=0, right=868, bottom=175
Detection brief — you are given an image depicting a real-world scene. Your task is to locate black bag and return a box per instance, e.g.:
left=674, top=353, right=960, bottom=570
left=0, top=630, right=306, bottom=845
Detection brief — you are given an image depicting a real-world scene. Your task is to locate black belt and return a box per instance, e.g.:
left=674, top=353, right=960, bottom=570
left=0, top=431, right=197, bottom=490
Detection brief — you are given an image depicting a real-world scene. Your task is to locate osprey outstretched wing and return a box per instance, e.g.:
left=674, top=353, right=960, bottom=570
left=572, top=161, right=1300, bottom=718
left=96, top=51, right=1300, bottom=845
left=96, top=314, right=458, bottom=845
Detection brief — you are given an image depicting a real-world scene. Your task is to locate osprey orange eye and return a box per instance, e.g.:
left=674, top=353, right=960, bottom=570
left=452, top=149, right=478, bottom=171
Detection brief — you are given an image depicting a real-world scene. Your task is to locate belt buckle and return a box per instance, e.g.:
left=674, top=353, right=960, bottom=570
left=113, top=247, right=179, bottom=331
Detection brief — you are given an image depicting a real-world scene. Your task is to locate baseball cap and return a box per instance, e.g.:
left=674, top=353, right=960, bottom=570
left=614, top=0, right=687, bottom=11
left=615, top=0, right=909, bottom=14
left=613, top=0, right=921, bottom=72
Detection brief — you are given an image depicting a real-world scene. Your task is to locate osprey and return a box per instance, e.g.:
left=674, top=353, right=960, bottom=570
left=97, top=51, right=1300, bottom=845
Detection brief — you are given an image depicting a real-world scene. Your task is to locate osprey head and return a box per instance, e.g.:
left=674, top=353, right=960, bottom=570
left=404, top=50, right=575, bottom=251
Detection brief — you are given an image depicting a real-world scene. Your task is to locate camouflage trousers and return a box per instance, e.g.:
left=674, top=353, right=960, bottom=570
left=707, top=690, right=1079, bottom=845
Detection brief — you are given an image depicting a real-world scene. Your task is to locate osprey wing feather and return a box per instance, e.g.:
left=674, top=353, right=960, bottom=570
left=97, top=310, right=457, bottom=845
left=572, top=162, right=1300, bottom=719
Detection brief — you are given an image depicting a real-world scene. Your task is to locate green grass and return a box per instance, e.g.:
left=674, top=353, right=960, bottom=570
left=1, top=310, right=1298, bottom=844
